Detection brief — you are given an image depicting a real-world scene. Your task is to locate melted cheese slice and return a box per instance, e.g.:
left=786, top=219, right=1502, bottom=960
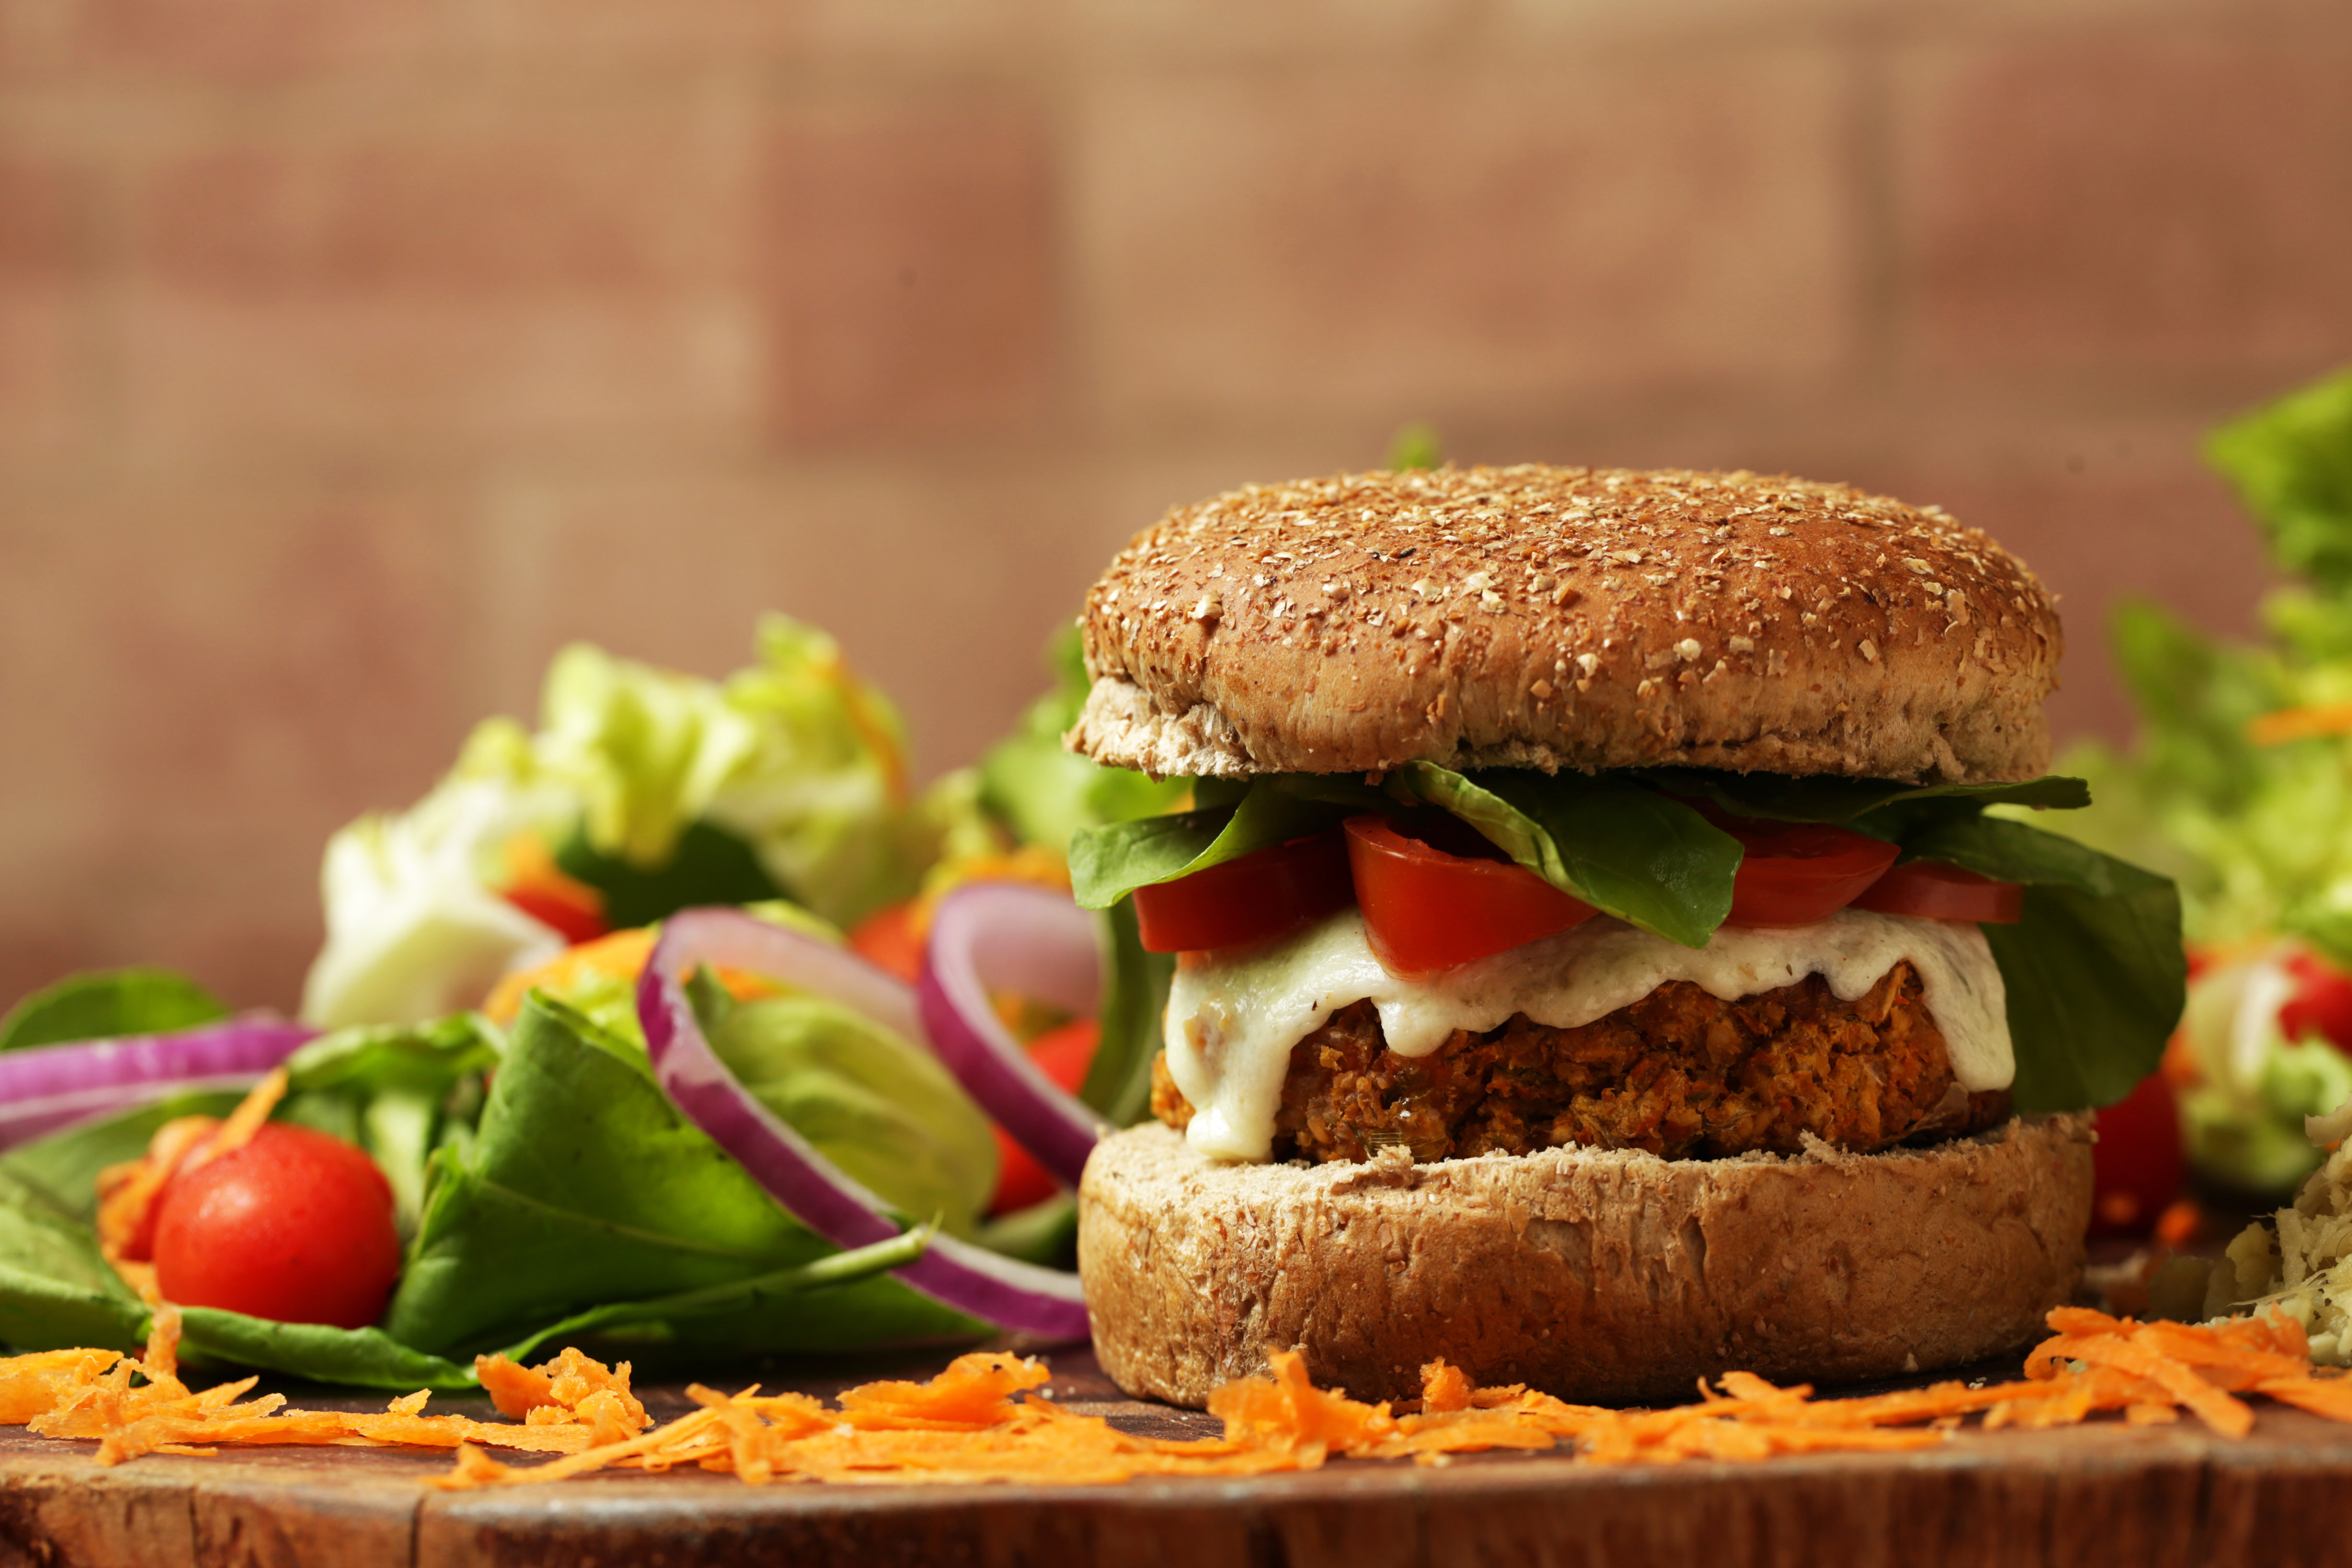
left=1163, top=908, right=2011, bottom=1162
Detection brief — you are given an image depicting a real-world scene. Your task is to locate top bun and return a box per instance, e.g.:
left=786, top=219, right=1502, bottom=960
left=1067, top=465, right=2060, bottom=783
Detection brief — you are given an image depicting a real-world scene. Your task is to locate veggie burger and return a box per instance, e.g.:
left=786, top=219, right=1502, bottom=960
left=1063, top=465, right=2185, bottom=1406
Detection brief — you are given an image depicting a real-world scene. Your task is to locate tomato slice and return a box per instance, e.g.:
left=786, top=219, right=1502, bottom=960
left=1850, top=860, right=2025, bottom=924
left=1344, top=815, right=1595, bottom=977
left=1131, top=833, right=1354, bottom=954
left=1719, top=817, right=1901, bottom=928
left=2279, top=949, right=2352, bottom=1055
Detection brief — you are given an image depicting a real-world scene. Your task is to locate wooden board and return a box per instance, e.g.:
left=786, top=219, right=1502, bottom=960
left=3, top=1343, right=2350, bottom=1568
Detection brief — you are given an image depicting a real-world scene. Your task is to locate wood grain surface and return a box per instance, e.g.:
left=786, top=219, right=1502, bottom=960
left=3, top=1343, right=2349, bottom=1568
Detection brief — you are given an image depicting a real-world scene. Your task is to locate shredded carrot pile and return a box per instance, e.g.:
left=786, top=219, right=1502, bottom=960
left=1, top=1321, right=612, bottom=1468
left=3, top=1307, right=2350, bottom=1485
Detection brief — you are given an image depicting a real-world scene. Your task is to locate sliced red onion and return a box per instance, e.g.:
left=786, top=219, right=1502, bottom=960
left=0, top=1018, right=317, bottom=1151
left=916, top=882, right=1106, bottom=1187
left=639, top=908, right=1090, bottom=1341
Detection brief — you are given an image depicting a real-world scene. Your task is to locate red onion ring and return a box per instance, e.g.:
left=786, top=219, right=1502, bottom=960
left=638, top=908, right=1090, bottom=1341
left=0, top=1018, right=317, bottom=1150
left=915, top=882, right=1106, bottom=1187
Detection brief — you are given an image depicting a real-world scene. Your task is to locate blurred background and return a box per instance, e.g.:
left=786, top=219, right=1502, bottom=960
left=3, top=0, right=2350, bottom=1011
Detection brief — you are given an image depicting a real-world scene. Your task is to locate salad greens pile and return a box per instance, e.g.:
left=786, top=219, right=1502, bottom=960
left=304, top=617, right=968, bottom=1031
left=2050, top=366, right=2352, bottom=1190
left=0, top=622, right=1110, bottom=1386
left=0, top=962, right=984, bottom=1387
left=1073, top=762, right=2182, bottom=1115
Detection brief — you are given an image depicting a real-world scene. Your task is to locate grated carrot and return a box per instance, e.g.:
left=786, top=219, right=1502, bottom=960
left=5, top=1305, right=2352, bottom=1485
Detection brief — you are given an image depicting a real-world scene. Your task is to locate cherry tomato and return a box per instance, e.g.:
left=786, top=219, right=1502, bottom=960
left=1849, top=860, right=2025, bottom=924
left=1708, top=816, right=1901, bottom=927
left=2089, top=1071, right=2186, bottom=1239
left=1132, top=834, right=1354, bottom=954
left=152, top=1123, right=402, bottom=1330
left=988, top=1018, right=1100, bottom=1215
left=849, top=900, right=925, bottom=983
left=1344, top=815, right=1595, bottom=978
left=2279, top=949, right=2352, bottom=1055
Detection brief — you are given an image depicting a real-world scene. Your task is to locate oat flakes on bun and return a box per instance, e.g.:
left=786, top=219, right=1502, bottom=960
left=1061, top=465, right=2186, bottom=1407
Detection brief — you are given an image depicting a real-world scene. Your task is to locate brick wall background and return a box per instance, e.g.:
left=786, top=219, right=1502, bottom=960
left=4, top=0, right=2350, bottom=1010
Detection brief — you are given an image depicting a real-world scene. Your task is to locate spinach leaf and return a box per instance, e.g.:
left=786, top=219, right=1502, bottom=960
left=1068, top=775, right=1391, bottom=911
left=0, top=969, right=228, bottom=1053
left=494, top=1228, right=927, bottom=1365
left=1080, top=900, right=1174, bottom=1127
left=1897, top=814, right=2186, bottom=1111
left=383, top=995, right=977, bottom=1357
left=177, top=1311, right=475, bottom=1391
left=0, top=1169, right=145, bottom=1353
left=556, top=817, right=787, bottom=929
left=1639, top=769, right=2091, bottom=828
left=1394, top=764, right=1740, bottom=949
left=975, top=1193, right=1078, bottom=1270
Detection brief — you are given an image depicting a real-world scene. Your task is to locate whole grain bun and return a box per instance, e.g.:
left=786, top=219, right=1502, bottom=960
left=1069, top=466, right=2061, bottom=783
left=1078, top=1117, right=2092, bottom=1408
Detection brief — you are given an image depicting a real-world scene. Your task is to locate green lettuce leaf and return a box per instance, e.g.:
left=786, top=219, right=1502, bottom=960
left=690, top=976, right=998, bottom=1239
left=0, top=969, right=228, bottom=1053
left=2208, top=365, right=2352, bottom=601
left=978, top=627, right=1189, bottom=853
left=1895, top=814, right=2186, bottom=1110
left=384, top=995, right=978, bottom=1357
left=305, top=616, right=939, bottom=1030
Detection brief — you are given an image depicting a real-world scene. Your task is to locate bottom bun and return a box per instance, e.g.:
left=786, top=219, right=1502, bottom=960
left=1078, top=1116, right=2092, bottom=1408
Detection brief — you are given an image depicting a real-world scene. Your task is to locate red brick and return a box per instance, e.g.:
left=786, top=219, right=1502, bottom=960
left=764, top=100, right=1056, bottom=443
left=1079, top=52, right=1854, bottom=424
left=1074, top=0, right=1470, bottom=59
left=0, top=156, right=72, bottom=283
left=124, top=290, right=758, bottom=455
left=0, top=482, right=472, bottom=1010
left=1899, top=31, right=2352, bottom=377
left=73, top=0, right=447, bottom=77
left=0, top=156, right=86, bottom=460
left=123, top=131, right=759, bottom=455
left=1864, top=459, right=2272, bottom=747
left=142, top=135, right=739, bottom=295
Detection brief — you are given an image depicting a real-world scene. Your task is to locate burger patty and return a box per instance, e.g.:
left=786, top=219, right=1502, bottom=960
left=1149, top=961, right=2012, bottom=1163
